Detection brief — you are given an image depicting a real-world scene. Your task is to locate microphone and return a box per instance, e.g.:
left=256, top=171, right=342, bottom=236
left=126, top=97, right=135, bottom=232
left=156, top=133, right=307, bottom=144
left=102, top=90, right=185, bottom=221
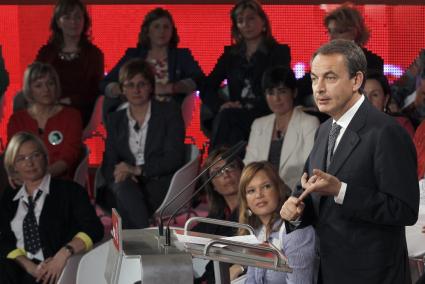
left=163, top=141, right=246, bottom=246
left=157, top=140, right=247, bottom=237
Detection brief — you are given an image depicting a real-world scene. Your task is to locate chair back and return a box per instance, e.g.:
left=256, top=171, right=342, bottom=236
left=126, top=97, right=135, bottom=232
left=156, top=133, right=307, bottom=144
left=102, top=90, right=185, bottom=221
left=83, top=95, right=104, bottom=140
left=153, top=144, right=200, bottom=220
left=73, top=145, right=89, bottom=188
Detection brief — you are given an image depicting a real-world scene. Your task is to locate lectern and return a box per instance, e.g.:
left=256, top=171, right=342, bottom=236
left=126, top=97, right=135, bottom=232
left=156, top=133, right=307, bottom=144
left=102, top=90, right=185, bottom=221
left=105, top=214, right=291, bottom=284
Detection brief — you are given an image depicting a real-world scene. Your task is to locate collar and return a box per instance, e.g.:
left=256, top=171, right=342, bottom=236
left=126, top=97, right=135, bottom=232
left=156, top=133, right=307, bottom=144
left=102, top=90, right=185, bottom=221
left=333, top=95, right=365, bottom=128
left=13, top=174, right=51, bottom=201
left=126, top=101, right=152, bottom=127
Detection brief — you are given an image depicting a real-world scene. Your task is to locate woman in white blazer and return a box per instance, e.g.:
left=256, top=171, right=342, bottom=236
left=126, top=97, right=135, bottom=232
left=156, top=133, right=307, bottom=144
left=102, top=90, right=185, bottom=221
left=244, top=66, right=319, bottom=191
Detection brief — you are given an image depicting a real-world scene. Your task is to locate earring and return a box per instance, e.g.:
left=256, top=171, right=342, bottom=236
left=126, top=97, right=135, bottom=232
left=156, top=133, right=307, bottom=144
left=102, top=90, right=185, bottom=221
left=247, top=209, right=252, bottom=217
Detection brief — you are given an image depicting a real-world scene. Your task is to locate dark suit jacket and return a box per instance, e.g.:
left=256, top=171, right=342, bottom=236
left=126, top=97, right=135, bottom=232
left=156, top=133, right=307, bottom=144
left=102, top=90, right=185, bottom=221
left=0, top=178, right=104, bottom=260
left=300, top=99, right=419, bottom=284
left=201, top=41, right=291, bottom=115
left=102, top=100, right=185, bottom=185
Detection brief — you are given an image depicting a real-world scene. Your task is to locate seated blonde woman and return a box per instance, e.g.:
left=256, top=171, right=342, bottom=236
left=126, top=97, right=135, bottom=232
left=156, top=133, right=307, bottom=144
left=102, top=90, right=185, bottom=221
left=237, top=161, right=316, bottom=283
left=0, top=132, right=103, bottom=284
left=8, top=62, right=83, bottom=180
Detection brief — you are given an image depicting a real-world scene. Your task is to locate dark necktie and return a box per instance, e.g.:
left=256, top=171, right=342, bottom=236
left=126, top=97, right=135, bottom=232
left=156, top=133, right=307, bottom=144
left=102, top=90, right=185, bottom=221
left=326, top=122, right=342, bottom=170
left=23, top=190, right=43, bottom=254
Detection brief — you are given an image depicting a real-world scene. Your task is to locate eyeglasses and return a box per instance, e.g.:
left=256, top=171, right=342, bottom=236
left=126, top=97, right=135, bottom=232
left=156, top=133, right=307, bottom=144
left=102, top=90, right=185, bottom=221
left=122, top=81, right=149, bottom=91
left=15, top=151, right=44, bottom=166
left=210, top=163, right=238, bottom=178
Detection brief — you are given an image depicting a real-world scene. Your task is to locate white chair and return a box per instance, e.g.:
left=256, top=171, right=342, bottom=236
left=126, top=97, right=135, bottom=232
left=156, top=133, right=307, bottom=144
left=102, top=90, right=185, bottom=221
left=57, top=253, right=84, bottom=284
left=232, top=274, right=247, bottom=284
left=76, top=240, right=110, bottom=284
left=152, top=144, right=200, bottom=223
left=82, top=95, right=104, bottom=140
left=73, top=145, right=90, bottom=194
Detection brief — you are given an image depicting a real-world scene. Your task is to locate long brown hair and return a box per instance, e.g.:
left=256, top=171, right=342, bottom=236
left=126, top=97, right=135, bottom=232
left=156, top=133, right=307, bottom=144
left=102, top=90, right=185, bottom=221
left=230, top=0, right=275, bottom=47
left=238, top=161, right=290, bottom=237
left=202, top=147, right=244, bottom=217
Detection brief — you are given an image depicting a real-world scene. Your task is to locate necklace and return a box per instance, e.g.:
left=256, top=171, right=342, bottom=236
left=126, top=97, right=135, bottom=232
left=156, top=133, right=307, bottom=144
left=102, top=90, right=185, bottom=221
left=275, top=119, right=285, bottom=140
left=58, top=50, right=80, bottom=61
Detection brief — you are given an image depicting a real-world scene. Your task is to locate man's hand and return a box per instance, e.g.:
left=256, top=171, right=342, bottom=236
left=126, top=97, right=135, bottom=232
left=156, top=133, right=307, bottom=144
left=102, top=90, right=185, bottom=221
left=280, top=196, right=305, bottom=221
left=298, top=169, right=341, bottom=201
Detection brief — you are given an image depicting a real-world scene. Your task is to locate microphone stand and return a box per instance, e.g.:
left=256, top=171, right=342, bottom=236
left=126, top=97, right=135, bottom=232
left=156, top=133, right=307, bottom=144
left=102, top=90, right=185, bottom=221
left=158, top=140, right=246, bottom=237
left=164, top=159, right=236, bottom=246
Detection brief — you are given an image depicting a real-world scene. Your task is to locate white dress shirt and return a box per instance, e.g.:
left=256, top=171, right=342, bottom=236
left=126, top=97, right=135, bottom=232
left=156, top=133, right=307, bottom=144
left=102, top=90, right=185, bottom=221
left=127, top=102, right=151, bottom=166
left=332, top=95, right=365, bottom=204
left=11, top=174, right=51, bottom=261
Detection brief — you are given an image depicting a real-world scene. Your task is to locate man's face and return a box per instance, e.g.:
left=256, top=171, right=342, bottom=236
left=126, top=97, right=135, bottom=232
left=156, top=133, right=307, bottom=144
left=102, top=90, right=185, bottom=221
left=311, top=53, right=363, bottom=120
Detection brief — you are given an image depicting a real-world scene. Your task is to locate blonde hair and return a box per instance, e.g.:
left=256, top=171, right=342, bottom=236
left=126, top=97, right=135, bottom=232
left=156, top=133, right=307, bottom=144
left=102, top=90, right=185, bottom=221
left=4, top=132, right=48, bottom=177
left=22, top=62, right=61, bottom=104
left=238, top=161, right=291, bottom=236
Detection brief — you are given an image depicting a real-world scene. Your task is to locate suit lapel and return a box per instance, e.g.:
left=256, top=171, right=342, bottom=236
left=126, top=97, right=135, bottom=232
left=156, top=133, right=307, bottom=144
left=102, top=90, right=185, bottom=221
left=279, top=108, right=300, bottom=171
left=117, top=111, right=134, bottom=163
left=259, top=115, right=274, bottom=160
left=328, top=100, right=368, bottom=175
left=144, top=101, right=159, bottom=159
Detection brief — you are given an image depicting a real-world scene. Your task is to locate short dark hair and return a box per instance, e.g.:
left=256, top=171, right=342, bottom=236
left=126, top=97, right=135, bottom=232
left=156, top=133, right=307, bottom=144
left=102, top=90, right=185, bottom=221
left=230, top=0, right=275, bottom=46
left=138, top=7, right=179, bottom=49
left=324, top=4, right=370, bottom=46
left=312, top=39, right=367, bottom=88
left=118, top=58, right=155, bottom=95
left=366, top=70, right=390, bottom=97
left=49, top=0, right=91, bottom=46
left=262, top=66, right=297, bottom=92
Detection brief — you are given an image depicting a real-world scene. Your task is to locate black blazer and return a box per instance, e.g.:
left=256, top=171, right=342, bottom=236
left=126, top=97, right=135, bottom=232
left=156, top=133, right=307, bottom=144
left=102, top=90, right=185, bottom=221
left=102, top=100, right=185, bottom=185
left=0, top=178, right=104, bottom=259
left=300, top=99, right=419, bottom=284
left=201, top=41, right=291, bottom=115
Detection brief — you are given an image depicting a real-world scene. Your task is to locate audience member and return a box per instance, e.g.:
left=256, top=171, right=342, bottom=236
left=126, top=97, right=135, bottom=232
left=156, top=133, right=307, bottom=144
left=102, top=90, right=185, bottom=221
left=201, top=0, right=291, bottom=150
left=238, top=161, right=316, bottom=283
left=0, top=45, right=9, bottom=98
left=35, top=0, right=104, bottom=126
left=403, top=66, right=425, bottom=128
left=244, top=66, right=319, bottom=191
left=101, top=7, right=204, bottom=112
left=192, top=147, right=244, bottom=284
left=364, top=70, right=414, bottom=137
left=8, top=62, right=83, bottom=180
left=101, top=58, right=185, bottom=229
left=0, top=132, right=103, bottom=284
left=280, top=39, right=418, bottom=283
left=297, top=3, right=384, bottom=105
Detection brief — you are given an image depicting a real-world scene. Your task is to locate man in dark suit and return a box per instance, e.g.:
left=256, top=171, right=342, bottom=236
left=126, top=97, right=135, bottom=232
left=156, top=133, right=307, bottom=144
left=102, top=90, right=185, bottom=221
left=280, top=39, right=419, bottom=283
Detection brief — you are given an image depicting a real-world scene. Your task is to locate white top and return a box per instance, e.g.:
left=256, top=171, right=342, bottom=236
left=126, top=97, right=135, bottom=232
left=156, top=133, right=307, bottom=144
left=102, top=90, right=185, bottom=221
left=11, top=174, right=51, bottom=261
left=127, top=102, right=151, bottom=166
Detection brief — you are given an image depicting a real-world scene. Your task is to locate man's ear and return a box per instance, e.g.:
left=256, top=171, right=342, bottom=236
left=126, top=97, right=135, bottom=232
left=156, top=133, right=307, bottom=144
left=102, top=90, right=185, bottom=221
left=352, top=71, right=364, bottom=93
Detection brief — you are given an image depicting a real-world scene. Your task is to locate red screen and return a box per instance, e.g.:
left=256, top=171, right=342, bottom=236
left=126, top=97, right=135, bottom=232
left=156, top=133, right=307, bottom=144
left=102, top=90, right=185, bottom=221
left=1, top=4, right=424, bottom=165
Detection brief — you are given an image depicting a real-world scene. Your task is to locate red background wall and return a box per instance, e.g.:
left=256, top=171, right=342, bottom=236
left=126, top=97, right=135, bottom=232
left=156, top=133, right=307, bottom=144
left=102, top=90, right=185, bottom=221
left=0, top=4, right=424, bottom=165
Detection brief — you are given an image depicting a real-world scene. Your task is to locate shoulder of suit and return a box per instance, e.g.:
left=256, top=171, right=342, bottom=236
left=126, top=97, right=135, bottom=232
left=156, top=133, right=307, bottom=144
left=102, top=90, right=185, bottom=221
left=252, top=113, right=274, bottom=127
left=151, top=100, right=180, bottom=114
left=49, top=178, right=84, bottom=195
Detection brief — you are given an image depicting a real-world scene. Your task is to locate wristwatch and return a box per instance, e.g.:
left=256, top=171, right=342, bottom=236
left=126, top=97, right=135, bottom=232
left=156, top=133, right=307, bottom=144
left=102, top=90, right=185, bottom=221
left=64, top=244, right=75, bottom=256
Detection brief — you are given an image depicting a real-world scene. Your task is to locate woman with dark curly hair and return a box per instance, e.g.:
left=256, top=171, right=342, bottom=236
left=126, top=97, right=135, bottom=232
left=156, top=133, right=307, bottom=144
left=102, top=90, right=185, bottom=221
left=101, top=7, right=204, bottom=107
left=35, top=0, right=104, bottom=126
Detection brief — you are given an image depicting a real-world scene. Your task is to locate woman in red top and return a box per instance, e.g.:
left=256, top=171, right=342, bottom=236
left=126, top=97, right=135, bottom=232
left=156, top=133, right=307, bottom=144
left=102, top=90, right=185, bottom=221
left=36, top=0, right=104, bottom=126
left=8, top=62, right=82, bottom=180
